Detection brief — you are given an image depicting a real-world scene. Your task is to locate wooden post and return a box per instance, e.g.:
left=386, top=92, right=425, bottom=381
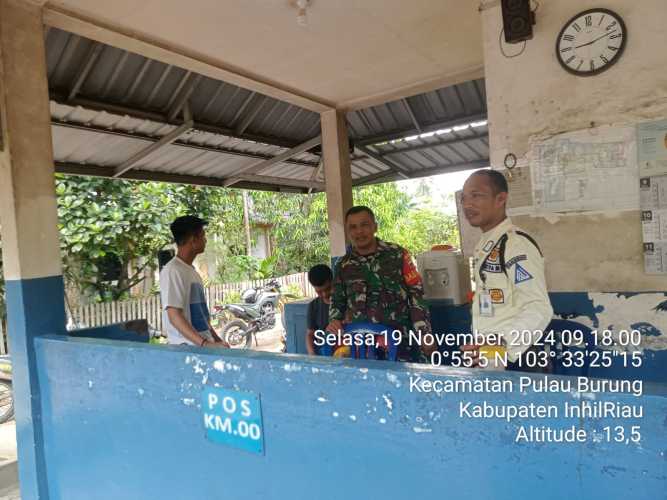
left=320, top=109, right=353, bottom=260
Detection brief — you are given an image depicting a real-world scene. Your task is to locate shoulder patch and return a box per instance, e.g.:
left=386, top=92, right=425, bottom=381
left=514, top=264, right=533, bottom=284
left=482, top=262, right=503, bottom=273
left=506, top=254, right=527, bottom=268
left=481, top=244, right=502, bottom=273
left=402, top=250, right=422, bottom=286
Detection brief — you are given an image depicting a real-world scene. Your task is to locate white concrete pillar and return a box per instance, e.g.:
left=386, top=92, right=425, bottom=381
left=0, top=0, right=65, bottom=497
left=0, top=0, right=62, bottom=281
left=320, top=109, right=353, bottom=259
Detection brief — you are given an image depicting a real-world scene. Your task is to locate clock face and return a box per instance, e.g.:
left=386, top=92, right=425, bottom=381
left=556, top=8, right=627, bottom=76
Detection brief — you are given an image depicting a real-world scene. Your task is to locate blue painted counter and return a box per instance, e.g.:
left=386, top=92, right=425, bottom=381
left=33, top=336, right=667, bottom=500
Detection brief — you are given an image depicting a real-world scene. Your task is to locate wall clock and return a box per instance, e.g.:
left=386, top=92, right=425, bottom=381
left=556, top=8, right=626, bottom=76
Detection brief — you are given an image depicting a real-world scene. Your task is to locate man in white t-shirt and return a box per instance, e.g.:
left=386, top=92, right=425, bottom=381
left=160, top=215, right=228, bottom=348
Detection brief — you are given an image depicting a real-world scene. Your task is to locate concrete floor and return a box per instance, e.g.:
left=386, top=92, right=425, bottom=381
left=0, top=319, right=286, bottom=499
left=0, top=423, right=16, bottom=465
left=237, top=314, right=286, bottom=353
left=0, top=482, right=19, bottom=500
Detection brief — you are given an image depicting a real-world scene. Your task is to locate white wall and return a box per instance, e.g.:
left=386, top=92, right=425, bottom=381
left=481, top=0, right=667, bottom=291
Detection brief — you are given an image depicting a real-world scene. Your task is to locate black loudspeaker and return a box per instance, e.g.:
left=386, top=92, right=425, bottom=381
left=501, top=0, right=535, bottom=43
left=158, top=249, right=175, bottom=271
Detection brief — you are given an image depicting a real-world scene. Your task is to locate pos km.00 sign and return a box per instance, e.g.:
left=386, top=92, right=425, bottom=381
left=202, top=387, right=265, bottom=454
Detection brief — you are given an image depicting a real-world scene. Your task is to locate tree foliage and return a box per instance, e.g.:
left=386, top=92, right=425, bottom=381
left=247, top=182, right=460, bottom=275
left=55, top=176, right=242, bottom=301
left=0, top=175, right=461, bottom=309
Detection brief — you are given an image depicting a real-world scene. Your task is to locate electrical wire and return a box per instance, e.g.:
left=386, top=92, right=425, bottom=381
left=499, top=28, right=527, bottom=58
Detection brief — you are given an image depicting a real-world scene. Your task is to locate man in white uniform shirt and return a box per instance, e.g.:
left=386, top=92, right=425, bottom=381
left=160, top=215, right=228, bottom=348
left=461, top=170, right=553, bottom=371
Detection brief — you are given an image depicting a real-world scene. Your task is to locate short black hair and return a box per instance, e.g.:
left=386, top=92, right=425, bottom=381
left=345, top=205, right=376, bottom=222
left=308, top=264, right=332, bottom=287
left=472, top=169, right=508, bottom=195
left=170, top=215, right=208, bottom=246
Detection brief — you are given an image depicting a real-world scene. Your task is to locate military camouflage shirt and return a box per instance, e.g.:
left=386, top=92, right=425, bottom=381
left=330, top=239, right=432, bottom=360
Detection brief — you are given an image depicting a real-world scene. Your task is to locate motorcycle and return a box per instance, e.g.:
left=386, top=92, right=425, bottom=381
left=219, top=280, right=281, bottom=328
left=216, top=279, right=286, bottom=349
left=240, top=279, right=282, bottom=316
left=220, top=304, right=274, bottom=349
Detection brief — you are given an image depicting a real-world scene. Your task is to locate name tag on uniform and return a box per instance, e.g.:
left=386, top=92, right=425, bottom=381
left=479, top=291, right=494, bottom=317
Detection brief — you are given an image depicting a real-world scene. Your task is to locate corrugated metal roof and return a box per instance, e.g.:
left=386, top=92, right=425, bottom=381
left=46, top=27, right=321, bottom=143
left=369, top=122, right=489, bottom=170
left=347, top=79, right=486, bottom=142
left=51, top=108, right=384, bottom=185
left=51, top=104, right=324, bottom=186
left=45, top=27, right=488, bottom=192
left=346, top=79, right=488, bottom=184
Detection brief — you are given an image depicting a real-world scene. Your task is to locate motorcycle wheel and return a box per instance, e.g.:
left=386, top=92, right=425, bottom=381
left=222, top=320, right=252, bottom=349
left=0, top=381, right=14, bottom=424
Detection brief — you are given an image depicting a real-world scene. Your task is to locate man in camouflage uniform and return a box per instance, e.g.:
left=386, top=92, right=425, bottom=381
left=326, top=206, right=433, bottom=362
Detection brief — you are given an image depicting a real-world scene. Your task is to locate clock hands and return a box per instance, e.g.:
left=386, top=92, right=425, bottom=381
left=574, top=31, right=614, bottom=49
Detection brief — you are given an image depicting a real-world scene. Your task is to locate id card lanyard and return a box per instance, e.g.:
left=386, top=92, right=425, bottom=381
left=476, top=243, right=495, bottom=317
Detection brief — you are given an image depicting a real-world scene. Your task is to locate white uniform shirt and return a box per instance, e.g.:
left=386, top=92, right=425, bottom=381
left=471, top=218, right=553, bottom=362
left=159, top=256, right=213, bottom=345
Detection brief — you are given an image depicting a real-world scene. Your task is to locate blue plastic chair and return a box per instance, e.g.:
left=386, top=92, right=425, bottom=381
left=346, top=322, right=400, bottom=361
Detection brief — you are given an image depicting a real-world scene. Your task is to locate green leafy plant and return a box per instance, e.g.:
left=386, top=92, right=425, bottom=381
left=255, top=255, right=278, bottom=279
left=3, top=175, right=461, bottom=318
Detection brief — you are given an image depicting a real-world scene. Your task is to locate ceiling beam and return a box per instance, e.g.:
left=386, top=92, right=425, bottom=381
left=355, top=144, right=410, bottom=179
left=43, top=7, right=334, bottom=113
left=229, top=92, right=256, bottom=127
left=307, top=159, right=324, bottom=194
left=67, top=42, right=103, bottom=101
left=224, top=135, right=322, bottom=187
left=236, top=95, right=267, bottom=135
left=122, top=59, right=152, bottom=102
left=354, top=112, right=487, bottom=146
left=101, top=51, right=130, bottom=98
left=113, top=120, right=194, bottom=177
left=352, top=160, right=488, bottom=186
left=340, top=66, right=485, bottom=111
left=50, top=91, right=302, bottom=150
left=401, top=98, right=422, bottom=133
left=163, top=71, right=192, bottom=113
left=377, top=130, right=488, bottom=156
left=50, top=120, right=318, bottom=168
left=238, top=173, right=323, bottom=191
left=56, top=162, right=323, bottom=192
left=167, top=74, right=202, bottom=122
